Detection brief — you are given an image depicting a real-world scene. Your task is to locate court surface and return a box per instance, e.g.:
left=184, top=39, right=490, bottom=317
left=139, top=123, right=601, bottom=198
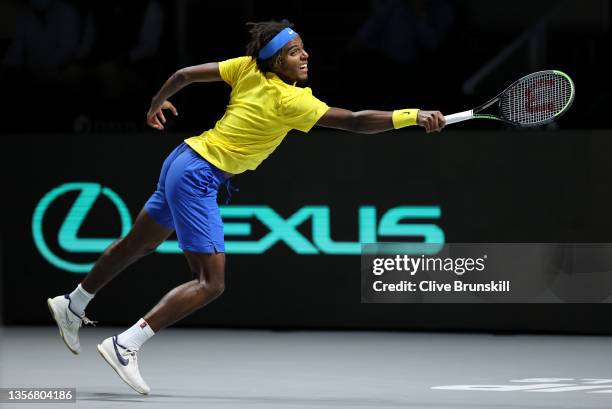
left=1, top=327, right=610, bottom=408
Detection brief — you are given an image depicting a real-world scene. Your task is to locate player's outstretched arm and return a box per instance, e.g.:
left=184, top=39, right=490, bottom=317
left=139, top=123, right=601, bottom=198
left=146, top=62, right=222, bottom=130
left=316, top=107, right=446, bottom=134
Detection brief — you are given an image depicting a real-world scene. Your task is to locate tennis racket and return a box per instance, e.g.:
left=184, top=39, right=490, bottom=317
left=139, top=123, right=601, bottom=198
left=444, top=70, right=575, bottom=127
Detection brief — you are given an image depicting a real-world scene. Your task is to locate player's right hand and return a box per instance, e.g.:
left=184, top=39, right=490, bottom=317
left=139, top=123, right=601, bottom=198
left=417, top=110, right=446, bottom=133
left=147, top=100, right=178, bottom=130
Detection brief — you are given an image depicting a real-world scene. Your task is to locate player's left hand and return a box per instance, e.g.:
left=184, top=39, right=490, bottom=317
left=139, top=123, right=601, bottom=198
left=147, top=100, right=178, bottom=130
left=417, top=110, right=446, bottom=133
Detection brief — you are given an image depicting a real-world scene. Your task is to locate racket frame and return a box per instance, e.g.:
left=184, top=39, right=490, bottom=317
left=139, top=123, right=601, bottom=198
left=445, top=70, right=575, bottom=127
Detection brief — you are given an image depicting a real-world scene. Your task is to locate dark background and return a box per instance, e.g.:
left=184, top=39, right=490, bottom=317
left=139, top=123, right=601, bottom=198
left=1, top=0, right=612, bottom=333
left=1, top=0, right=610, bottom=133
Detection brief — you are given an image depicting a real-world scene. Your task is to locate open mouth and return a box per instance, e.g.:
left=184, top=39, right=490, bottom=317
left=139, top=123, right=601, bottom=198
left=299, top=63, right=308, bottom=72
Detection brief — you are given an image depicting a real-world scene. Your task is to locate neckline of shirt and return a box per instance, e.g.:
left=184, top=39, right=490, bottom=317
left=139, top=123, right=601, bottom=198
left=264, top=71, right=297, bottom=87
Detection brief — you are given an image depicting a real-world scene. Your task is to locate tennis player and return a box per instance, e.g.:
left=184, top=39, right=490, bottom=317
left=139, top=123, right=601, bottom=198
left=47, top=20, right=445, bottom=394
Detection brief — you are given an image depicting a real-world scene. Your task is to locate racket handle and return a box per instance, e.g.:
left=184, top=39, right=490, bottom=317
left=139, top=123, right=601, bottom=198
left=444, top=110, right=473, bottom=125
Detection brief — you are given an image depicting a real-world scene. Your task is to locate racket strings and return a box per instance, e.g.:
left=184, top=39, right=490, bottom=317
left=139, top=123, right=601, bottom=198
left=500, top=72, right=573, bottom=125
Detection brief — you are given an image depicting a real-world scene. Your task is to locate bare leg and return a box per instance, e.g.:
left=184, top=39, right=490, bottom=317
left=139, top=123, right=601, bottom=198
left=144, top=251, right=225, bottom=332
left=81, top=209, right=174, bottom=294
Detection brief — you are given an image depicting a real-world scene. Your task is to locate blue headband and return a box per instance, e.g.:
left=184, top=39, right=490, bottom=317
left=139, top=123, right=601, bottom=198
left=258, top=27, right=299, bottom=60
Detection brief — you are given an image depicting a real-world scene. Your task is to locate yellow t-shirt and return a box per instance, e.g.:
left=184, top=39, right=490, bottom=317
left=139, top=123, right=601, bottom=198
left=185, top=56, right=330, bottom=174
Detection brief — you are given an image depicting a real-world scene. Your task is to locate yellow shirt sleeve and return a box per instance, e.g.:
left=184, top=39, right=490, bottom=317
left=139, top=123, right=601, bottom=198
left=218, top=56, right=252, bottom=87
left=281, top=87, right=330, bottom=133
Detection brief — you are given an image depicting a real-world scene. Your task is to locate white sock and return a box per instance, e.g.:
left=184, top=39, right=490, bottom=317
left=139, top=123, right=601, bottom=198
left=117, top=318, right=155, bottom=351
left=68, top=283, right=95, bottom=317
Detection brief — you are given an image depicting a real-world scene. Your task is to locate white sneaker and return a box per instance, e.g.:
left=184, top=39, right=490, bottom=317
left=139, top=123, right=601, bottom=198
left=47, top=294, right=97, bottom=355
left=97, top=336, right=151, bottom=395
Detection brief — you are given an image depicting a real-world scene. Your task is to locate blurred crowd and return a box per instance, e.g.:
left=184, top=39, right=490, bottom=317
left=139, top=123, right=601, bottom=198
left=0, top=0, right=609, bottom=133
left=1, top=0, right=168, bottom=132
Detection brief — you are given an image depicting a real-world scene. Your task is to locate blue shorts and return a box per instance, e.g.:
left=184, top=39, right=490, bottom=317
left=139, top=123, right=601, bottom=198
left=144, top=143, right=227, bottom=253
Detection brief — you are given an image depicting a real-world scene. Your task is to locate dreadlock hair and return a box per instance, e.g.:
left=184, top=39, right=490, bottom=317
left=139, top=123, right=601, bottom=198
left=245, top=19, right=295, bottom=73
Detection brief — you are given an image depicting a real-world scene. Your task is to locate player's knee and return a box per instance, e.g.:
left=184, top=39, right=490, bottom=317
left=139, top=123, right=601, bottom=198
left=195, top=279, right=225, bottom=304
left=209, top=280, right=225, bottom=299
left=192, top=281, right=225, bottom=308
left=121, top=236, right=157, bottom=257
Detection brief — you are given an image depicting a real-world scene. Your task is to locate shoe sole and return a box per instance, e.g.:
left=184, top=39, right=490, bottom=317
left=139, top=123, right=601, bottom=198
left=47, top=298, right=79, bottom=355
left=97, top=344, right=149, bottom=395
